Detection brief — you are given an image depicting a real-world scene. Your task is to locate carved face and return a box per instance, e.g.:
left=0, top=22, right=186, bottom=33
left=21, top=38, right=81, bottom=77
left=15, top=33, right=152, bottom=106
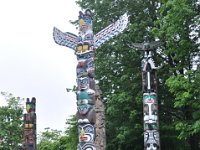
left=77, top=59, right=87, bottom=77
left=143, top=93, right=157, bottom=103
left=77, top=91, right=94, bottom=115
left=144, top=103, right=158, bottom=121
left=77, top=93, right=88, bottom=115
left=78, top=124, right=95, bottom=143
left=79, top=10, right=92, bottom=33
left=78, top=77, right=90, bottom=90
left=143, top=93, right=158, bottom=127
left=77, top=10, right=94, bottom=55
left=144, top=120, right=158, bottom=130
left=78, top=104, right=90, bottom=115
left=144, top=131, right=159, bottom=150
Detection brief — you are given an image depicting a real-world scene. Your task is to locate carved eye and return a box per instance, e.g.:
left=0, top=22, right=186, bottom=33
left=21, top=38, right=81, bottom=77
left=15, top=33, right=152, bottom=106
left=84, top=16, right=92, bottom=24
left=153, top=143, right=157, bottom=147
left=77, top=36, right=82, bottom=42
left=79, top=78, right=89, bottom=85
left=84, top=34, right=93, bottom=41
left=87, top=60, right=94, bottom=68
left=144, top=104, right=149, bottom=115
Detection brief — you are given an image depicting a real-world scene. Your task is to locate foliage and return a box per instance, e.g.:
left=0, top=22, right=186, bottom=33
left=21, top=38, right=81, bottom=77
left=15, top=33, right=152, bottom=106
left=37, top=128, right=63, bottom=150
left=0, top=92, right=24, bottom=150
left=64, top=115, right=78, bottom=150
left=154, top=0, right=200, bottom=149
left=37, top=115, right=78, bottom=150
left=166, top=69, right=200, bottom=146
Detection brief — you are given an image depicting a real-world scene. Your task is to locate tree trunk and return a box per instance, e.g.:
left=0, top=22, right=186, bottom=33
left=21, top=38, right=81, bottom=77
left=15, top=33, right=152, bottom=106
left=95, top=84, right=106, bottom=150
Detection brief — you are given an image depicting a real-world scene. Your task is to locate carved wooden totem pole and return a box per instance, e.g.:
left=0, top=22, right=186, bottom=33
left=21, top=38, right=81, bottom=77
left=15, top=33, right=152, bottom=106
left=132, top=37, right=162, bottom=150
left=53, top=9, right=129, bottom=150
left=22, top=97, right=37, bottom=150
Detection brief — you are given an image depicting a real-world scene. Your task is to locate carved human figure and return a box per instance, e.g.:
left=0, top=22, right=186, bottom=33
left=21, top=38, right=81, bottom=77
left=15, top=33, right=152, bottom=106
left=76, top=91, right=96, bottom=124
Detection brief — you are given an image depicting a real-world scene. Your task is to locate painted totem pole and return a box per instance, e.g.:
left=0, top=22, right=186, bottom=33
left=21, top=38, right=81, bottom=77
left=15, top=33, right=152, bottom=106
left=22, top=97, right=37, bottom=150
left=53, top=9, right=129, bottom=150
left=132, top=37, right=162, bottom=150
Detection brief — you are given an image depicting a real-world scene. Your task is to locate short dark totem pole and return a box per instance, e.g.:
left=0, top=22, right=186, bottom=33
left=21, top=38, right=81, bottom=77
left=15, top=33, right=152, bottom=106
left=132, top=37, right=162, bottom=150
left=53, top=9, right=129, bottom=150
left=22, top=97, right=37, bottom=150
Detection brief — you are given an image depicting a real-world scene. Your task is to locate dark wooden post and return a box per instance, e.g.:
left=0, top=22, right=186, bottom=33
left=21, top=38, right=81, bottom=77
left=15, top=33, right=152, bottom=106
left=131, top=37, right=163, bottom=150
left=22, top=97, right=37, bottom=150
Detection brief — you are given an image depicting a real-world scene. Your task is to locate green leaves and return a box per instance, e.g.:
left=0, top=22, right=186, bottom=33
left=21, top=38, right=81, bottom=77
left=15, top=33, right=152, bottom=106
left=0, top=92, right=24, bottom=150
left=166, top=69, right=200, bottom=146
left=175, top=120, right=200, bottom=140
left=166, top=75, right=192, bottom=108
left=37, top=115, right=78, bottom=150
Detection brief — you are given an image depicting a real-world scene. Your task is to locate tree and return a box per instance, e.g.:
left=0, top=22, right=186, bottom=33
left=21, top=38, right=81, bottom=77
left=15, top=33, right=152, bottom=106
left=37, top=115, right=78, bottom=150
left=37, top=128, right=63, bottom=150
left=0, top=92, right=24, bottom=150
left=153, top=0, right=200, bottom=149
left=64, top=115, right=78, bottom=150
left=165, top=69, right=200, bottom=149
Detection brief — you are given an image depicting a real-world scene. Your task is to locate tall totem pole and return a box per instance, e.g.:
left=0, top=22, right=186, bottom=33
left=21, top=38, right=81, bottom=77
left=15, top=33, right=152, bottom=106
left=22, top=97, right=37, bottom=150
left=53, top=9, right=129, bottom=150
left=132, top=37, right=162, bottom=150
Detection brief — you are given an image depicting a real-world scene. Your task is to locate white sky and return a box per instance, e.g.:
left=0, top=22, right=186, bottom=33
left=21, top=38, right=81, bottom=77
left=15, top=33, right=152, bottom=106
left=0, top=0, right=80, bottom=133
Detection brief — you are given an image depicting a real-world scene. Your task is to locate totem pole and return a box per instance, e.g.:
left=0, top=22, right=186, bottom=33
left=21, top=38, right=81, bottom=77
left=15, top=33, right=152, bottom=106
left=22, top=97, right=37, bottom=150
left=132, top=36, right=162, bottom=150
left=53, top=9, right=129, bottom=150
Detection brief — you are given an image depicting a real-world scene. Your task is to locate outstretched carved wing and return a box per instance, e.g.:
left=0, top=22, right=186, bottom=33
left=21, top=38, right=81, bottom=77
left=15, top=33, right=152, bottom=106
left=149, top=41, right=163, bottom=49
left=53, top=27, right=78, bottom=50
left=131, top=43, right=144, bottom=49
left=94, top=13, right=129, bottom=49
left=131, top=41, right=163, bottom=51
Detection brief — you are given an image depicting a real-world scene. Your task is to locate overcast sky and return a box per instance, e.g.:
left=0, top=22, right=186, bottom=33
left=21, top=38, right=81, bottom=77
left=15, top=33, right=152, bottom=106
left=0, top=0, right=80, bottom=133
